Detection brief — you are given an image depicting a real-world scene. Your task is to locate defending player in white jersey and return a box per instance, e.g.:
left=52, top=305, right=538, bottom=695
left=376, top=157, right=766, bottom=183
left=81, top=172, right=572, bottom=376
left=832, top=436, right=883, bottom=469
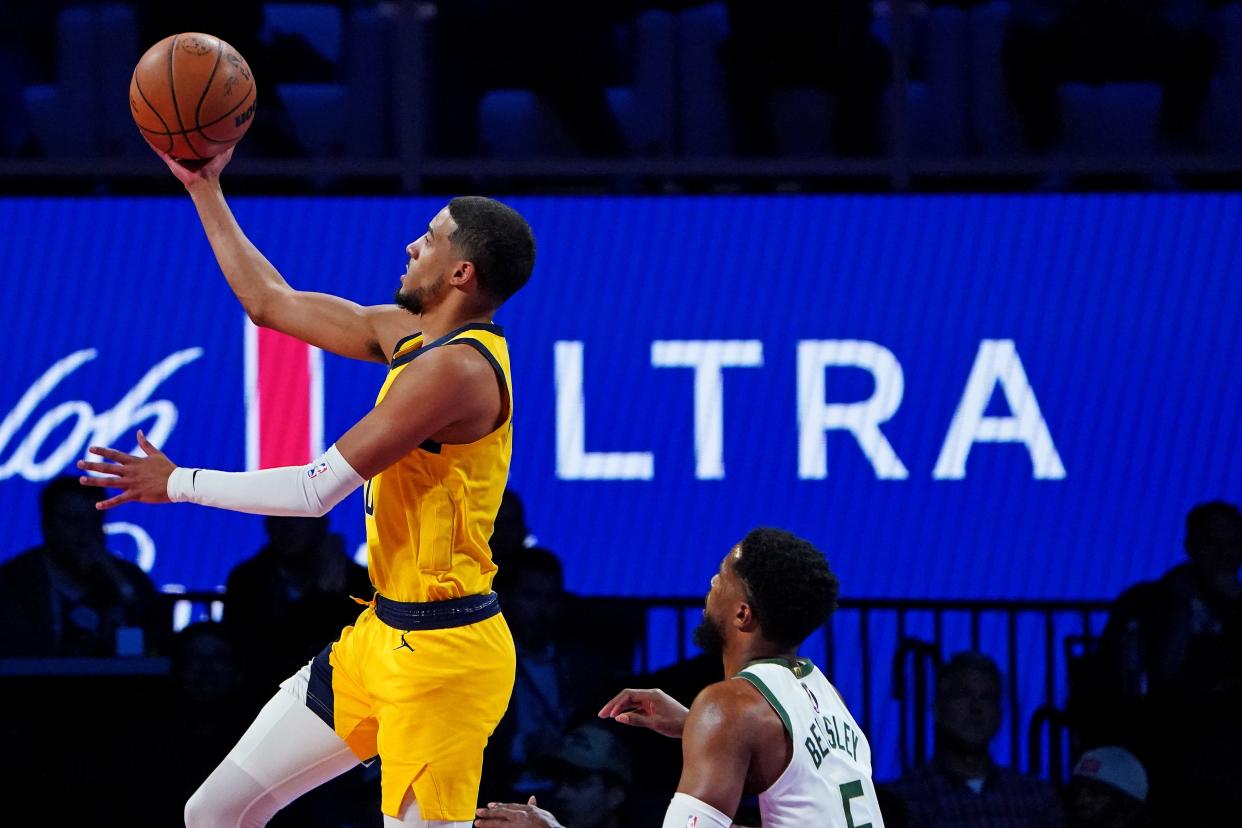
left=477, top=527, right=885, bottom=828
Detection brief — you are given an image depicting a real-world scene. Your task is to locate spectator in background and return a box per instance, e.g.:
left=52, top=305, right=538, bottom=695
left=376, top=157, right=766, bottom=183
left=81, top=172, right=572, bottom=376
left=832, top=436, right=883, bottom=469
left=128, top=622, right=253, bottom=822
left=1077, top=501, right=1242, bottom=824
left=481, top=547, right=616, bottom=804
left=888, top=651, right=1066, bottom=828
left=431, top=1, right=629, bottom=157
left=718, top=0, right=890, bottom=157
left=491, top=487, right=535, bottom=565
left=477, top=723, right=632, bottom=828
left=1004, top=0, right=1216, bottom=153
left=1066, top=746, right=1149, bottom=828
left=540, top=723, right=632, bottom=828
left=0, top=476, right=162, bottom=657
left=224, top=515, right=372, bottom=700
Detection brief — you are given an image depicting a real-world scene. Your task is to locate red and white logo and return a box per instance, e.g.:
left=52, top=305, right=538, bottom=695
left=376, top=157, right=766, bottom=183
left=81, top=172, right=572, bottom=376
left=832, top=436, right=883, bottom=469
left=245, top=320, right=322, bottom=469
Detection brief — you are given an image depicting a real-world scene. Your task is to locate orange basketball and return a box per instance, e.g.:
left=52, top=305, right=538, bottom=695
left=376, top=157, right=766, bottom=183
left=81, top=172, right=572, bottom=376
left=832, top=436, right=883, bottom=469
left=129, top=32, right=257, bottom=160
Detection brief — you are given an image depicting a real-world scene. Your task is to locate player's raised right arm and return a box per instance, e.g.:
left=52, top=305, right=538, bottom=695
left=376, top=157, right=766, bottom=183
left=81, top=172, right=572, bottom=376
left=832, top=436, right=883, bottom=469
left=151, top=145, right=410, bottom=363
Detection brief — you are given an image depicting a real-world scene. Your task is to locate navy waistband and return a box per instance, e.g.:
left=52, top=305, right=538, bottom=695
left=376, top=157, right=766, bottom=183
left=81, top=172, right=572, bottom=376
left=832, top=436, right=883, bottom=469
left=374, top=592, right=501, bottom=631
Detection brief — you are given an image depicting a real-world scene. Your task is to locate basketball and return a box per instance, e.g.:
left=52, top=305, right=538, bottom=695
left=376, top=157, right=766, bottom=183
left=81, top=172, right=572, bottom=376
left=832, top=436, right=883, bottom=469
left=129, top=32, right=257, bottom=160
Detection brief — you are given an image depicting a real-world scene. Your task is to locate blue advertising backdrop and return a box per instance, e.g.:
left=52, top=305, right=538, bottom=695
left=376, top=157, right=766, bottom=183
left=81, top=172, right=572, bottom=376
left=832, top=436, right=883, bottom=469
left=3, top=193, right=1240, bottom=778
left=3, top=194, right=1237, bottom=602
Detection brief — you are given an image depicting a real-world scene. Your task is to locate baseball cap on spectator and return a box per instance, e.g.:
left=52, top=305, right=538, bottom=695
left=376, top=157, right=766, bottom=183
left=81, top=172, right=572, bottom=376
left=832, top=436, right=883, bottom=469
left=1072, top=746, right=1148, bottom=802
left=540, top=723, right=632, bottom=786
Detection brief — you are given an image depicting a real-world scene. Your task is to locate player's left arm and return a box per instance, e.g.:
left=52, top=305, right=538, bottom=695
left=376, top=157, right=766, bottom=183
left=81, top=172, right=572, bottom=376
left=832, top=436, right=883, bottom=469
left=662, top=681, right=762, bottom=827
left=77, top=344, right=496, bottom=512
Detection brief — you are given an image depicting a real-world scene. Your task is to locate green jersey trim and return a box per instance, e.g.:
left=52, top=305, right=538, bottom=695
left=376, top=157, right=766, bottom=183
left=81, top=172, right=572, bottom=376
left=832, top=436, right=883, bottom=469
left=737, top=671, right=793, bottom=736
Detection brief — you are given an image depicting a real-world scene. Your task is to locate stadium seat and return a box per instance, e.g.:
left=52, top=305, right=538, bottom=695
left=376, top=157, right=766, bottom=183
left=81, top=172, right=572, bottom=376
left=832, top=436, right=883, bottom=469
left=262, top=2, right=348, bottom=157
left=919, top=5, right=968, bottom=157
left=876, top=7, right=968, bottom=158
left=342, top=6, right=396, bottom=159
left=968, top=1, right=1025, bottom=155
left=1205, top=3, right=1242, bottom=154
left=261, top=3, right=342, bottom=64
left=1058, top=82, right=1161, bottom=156
left=98, top=5, right=143, bottom=159
left=676, top=2, right=731, bottom=157
left=274, top=83, right=348, bottom=157
left=680, top=4, right=966, bottom=158
left=476, top=10, right=675, bottom=159
left=25, top=5, right=140, bottom=158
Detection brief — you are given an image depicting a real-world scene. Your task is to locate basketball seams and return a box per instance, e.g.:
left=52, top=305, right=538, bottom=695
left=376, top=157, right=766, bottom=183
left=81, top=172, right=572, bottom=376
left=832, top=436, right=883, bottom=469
left=183, top=131, right=209, bottom=159
left=199, top=83, right=256, bottom=142
left=166, top=33, right=204, bottom=159
left=131, top=72, right=173, bottom=153
left=193, top=39, right=224, bottom=137
left=140, top=82, right=254, bottom=137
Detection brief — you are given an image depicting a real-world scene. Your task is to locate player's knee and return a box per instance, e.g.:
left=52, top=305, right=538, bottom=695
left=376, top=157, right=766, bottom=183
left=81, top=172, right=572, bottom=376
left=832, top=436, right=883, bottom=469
left=183, top=785, right=217, bottom=827
left=184, top=758, right=280, bottom=827
left=184, top=780, right=255, bottom=828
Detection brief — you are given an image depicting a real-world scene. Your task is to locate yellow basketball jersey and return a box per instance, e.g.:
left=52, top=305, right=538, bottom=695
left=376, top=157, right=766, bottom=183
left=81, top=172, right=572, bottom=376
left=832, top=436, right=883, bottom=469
left=363, top=323, right=513, bottom=602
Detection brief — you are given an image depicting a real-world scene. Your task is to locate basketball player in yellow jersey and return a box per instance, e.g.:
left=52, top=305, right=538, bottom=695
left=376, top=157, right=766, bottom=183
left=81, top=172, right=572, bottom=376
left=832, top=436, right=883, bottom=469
left=78, top=145, right=535, bottom=827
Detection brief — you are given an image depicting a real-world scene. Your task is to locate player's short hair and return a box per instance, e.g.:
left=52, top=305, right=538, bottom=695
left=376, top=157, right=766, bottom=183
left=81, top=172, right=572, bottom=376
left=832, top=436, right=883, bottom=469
left=40, top=475, right=104, bottom=519
left=734, top=527, right=839, bottom=648
left=447, top=196, right=535, bottom=305
left=937, top=651, right=1003, bottom=695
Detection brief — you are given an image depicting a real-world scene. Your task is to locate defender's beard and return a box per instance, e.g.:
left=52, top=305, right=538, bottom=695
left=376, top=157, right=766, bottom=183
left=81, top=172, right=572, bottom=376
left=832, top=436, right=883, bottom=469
left=692, top=613, right=726, bottom=656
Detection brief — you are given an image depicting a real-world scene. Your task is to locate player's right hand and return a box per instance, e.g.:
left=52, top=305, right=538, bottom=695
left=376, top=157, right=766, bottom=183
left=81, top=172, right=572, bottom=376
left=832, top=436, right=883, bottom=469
left=598, top=687, right=689, bottom=738
left=144, top=137, right=234, bottom=189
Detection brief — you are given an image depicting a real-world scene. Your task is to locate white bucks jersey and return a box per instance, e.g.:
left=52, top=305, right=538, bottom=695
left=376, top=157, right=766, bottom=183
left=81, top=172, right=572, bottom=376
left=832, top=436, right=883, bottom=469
left=736, top=658, right=885, bottom=828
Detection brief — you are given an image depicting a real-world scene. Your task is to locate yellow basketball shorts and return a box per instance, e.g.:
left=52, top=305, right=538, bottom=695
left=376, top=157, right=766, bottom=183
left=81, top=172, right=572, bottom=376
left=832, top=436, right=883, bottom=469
left=294, top=592, right=516, bottom=820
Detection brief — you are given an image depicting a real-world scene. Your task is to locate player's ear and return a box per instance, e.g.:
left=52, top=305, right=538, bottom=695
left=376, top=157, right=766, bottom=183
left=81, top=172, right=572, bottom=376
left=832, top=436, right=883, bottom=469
left=736, top=600, right=758, bottom=632
left=454, top=260, right=476, bottom=285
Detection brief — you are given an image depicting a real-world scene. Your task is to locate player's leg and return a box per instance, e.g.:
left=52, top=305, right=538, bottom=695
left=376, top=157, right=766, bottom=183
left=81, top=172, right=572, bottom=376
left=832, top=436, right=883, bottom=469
left=376, top=612, right=517, bottom=824
left=184, top=684, right=360, bottom=827
left=382, top=788, right=472, bottom=828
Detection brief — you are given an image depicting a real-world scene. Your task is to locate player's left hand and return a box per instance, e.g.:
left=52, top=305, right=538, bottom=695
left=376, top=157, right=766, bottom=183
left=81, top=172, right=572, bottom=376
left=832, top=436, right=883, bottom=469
left=474, top=796, right=564, bottom=827
left=77, top=430, right=176, bottom=510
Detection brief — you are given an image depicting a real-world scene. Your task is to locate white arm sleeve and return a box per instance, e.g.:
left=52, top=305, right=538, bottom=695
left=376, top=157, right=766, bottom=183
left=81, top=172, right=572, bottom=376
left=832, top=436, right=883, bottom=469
left=661, top=793, right=732, bottom=828
left=166, top=443, right=364, bottom=518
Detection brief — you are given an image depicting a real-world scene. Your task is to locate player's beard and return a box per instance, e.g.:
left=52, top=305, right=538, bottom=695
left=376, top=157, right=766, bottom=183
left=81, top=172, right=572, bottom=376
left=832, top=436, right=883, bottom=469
left=395, top=272, right=447, bottom=315
left=692, top=612, right=726, bottom=656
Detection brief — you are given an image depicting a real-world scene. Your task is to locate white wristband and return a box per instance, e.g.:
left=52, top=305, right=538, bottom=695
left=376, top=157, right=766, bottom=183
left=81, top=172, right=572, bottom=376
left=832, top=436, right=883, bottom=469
left=167, top=443, right=364, bottom=518
left=661, top=793, right=732, bottom=828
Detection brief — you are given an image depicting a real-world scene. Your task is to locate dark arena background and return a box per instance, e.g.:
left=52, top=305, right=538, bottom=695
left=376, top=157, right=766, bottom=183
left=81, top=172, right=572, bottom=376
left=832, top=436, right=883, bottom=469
left=2, top=3, right=1240, bottom=827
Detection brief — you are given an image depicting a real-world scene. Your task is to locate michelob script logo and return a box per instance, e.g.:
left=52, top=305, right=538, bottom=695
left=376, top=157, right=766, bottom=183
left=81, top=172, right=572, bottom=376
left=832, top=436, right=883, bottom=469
left=0, top=348, right=203, bottom=481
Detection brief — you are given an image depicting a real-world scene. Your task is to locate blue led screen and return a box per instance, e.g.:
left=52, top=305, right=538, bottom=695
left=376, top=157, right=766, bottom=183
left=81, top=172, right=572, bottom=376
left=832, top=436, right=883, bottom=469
left=1, top=193, right=1238, bottom=605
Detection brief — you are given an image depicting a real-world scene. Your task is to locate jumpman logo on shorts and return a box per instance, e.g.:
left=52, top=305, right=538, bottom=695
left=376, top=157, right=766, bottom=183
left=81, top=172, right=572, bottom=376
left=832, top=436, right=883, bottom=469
left=394, top=631, right=415, bottom=653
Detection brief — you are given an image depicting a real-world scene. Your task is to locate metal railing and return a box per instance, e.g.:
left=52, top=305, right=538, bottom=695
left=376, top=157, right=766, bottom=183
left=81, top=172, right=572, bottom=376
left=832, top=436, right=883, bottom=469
left=159, top=589, right=1111, bottom=779
left=627, top=595, right=1113, bottom=780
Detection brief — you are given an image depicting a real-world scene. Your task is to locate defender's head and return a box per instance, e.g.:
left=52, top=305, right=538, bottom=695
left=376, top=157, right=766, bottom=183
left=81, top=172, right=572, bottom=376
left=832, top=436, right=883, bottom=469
left=694, top=527, right=840, bottom=656
left=397, top=196, right=535, bottom=315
